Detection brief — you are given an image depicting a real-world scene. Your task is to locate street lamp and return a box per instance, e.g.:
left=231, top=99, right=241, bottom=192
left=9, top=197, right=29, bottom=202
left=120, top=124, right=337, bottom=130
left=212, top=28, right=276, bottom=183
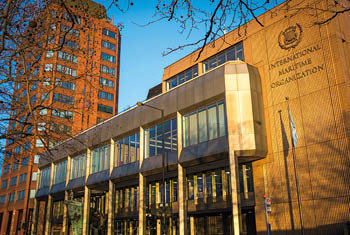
left=136, top=101, right=166, bottom=235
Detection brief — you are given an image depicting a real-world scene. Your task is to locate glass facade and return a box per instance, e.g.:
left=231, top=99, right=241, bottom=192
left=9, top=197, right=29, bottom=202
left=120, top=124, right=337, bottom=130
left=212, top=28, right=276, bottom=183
left=146, top=178, right=177, bottom=208
left=144, top=118, right=177, bottom=159
left=166, top=66, right=198, bottom=90
left=114, top=132, right=140, bottom=167
left=91, top=145, right=110, bottom=174
left=70, top=153, right=87, bottom=179
left=39, top=167, right=51, bottom=188
left=183, top=101, right=226, bottom=148
left=203, top=42, right=244, bottom=72
left=54, top=160, right=67, bottom=184
left=115, top=185, right=139, bottom=212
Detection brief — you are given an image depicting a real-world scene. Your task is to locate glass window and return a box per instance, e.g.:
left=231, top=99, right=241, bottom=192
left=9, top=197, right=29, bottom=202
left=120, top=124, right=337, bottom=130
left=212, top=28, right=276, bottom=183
left=52, top=108, right=73, bottom=119
left=12, top=161, right=19, bottom=170
left=91, top=145, right=110, bottom=174
left=57, top=51, right=78, bottom=63
left=53, top=93, right=74, bottom=105
left=46, top=51, right=54, bottom=58
left=40, top=167, right=51, bottom=188
left=101, top=52, right=116, bottom=63
left=187, top=176, right=194, bottom=200
left=98, top=104, right=113, bottom=114
left=98, top=91, right=114, bottom=101
left=59, top=37, right=79, bottom=49
left=54, top=160, right=67, bottom=184
left=203, top=42, right=244, bottom=72
left=8, top=193, right=15, bottom=202
left=102, top=40, right=116, bottom=51
left=1, top=180, right=8, bottom=189
left=32, top=172, right=38, bottom=181
left=19, top=173, right=27, bottom=183
left=0, top=195, right=5, bottom=204
left=166, top=66, right=198, bottom=90
left=115, top=132, right=140, bottom=167
left=100, top=64, right=115, bottom=76
left=144, top=118, right=177, bottom=158
left=56, top=64, right=77, bottom=77
left=71, top=153, right=86, bottom=179
left=36, top=139, right=44, bottom=147
left=39, top=108, right=48, bottom=116
left=99, top=77, right=114, bottom=88
left=34, top=155, right=40, bottom=164
left=21, top=157, right=29, bottom=166
left=30, top=190, right=36, bottom=198
left=10, top=176, right=17, bottom=186
left=60, top=24, right=80, bottom=37
left=44, top=64, right=53, bottom=72
left=3, top=165, right=10, bottom=174
left=50, top=123, right=72, bottom=135
left=182, top=101, right=226, bottom=147
left=17, top=190, right=25, bottom=200
left=102, top=29, right=117, bottom=39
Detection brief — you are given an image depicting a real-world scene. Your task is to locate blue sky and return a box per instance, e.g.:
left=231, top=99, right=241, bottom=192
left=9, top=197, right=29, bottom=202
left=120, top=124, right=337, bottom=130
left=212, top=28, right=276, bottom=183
left=101, top=1, right=204, bottom=112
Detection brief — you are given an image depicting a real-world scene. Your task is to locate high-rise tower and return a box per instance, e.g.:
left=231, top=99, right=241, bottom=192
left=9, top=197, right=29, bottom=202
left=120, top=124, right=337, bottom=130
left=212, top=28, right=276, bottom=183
left=0, top=0, right=120, bottom=234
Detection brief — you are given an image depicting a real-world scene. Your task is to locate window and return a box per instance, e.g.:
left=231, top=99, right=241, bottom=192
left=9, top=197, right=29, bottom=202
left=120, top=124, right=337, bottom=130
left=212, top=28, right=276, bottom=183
left=46, top=51, right=54, bottom=58
left=59, top=37, right=79, bottom=49
left=42, top=77, right=51, bottom=86
left=12, top=161, right=19, bottom=170
left=203, top=42, right=244, bottom=72
left=144, top=118, right=177, bottom=158
left=44, top=64, right=53, bottom=72
left=9, top=121, right=16, bottom=130
left=34, top=155, right=40, bottom=164
left=7, top=138, right=14, bottom=145
left=3, top=165, right=10, bottom=174
left=56, top=64, right=76, bottom=77
left=101, top=52, right=116, bottom=63
left=102, top=29, right=116, bottom=39
left=55, top=78, right=75, bottom=90
left=30, top=190, right=36, bottom=198
left=70, top=153, right=86, bottom=179
left=49, top=23, right=56, bottom=31
left=24, top=142, right=31, bottom=151
left=19, top=173, right=27, bottom=184
left=99, top=77, right=114, bottom=88
left=100, top=64, right=115, bottom=76
left=98, top=91, right=114, bottom=101
left=37, top=122, right=46, bottom=132
left=6, top=150, right=12, bottom=159
left=51, top=10, right=58, bottom=18
left=60, top=24, right=80, bottom=37
left=50, top=123, right=72, bottom=135
left=48, top=36, right=56, bottom=44
left=53, top=93, right=74, bottom=105
left=39, top=108, right=48, bottom=116
left=10, top=176, right=17, bottom=186
left=41, top=92, right=50, bottom=101
left=35, top=139, right=44, bottom=147
left=102, top=40, right=116, bottom=51
left=21, top=157, right=29, bottom=167
left=52, top=109, right=73, bottom=119
left=54, top=160, right=67, bottom=184
left=13, top=146, right=21, bottom=155
left=32, top=172, right=38, bottom=181
left=167, top=66, right=198, bottom=90
left=1, top=180, right=8, bottom=189
left=91, top=145, right=110, bottom=174
left=17, top=190, right=25, bottom=200
left=0, top=195, right=5, bottom=204
left=22, top=89, right=27, bottom=97
left=97, top=104, right=113, bottom=114
left=31, top=81, right=38, bottom=90
left=40, top=167, right=51, bottom=188
left=115, top=132, right=140, bottom=167
left=57, top=51, right=78, bottom=63
left=182, top=101, right=226, bottom=148
left=8, top=193, right=15, bottom=202
left=30, top=95, right=36, bottom=105
left=62, top=12, right=81, bottom=24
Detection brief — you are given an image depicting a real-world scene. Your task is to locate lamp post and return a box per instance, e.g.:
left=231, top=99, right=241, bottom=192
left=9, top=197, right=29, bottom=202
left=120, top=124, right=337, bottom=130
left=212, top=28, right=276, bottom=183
left=136, top=102, right=166, bottom=235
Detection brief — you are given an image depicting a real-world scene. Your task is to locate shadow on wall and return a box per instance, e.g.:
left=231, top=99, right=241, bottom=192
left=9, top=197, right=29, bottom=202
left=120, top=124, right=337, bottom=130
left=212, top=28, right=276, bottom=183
left=263, top=110, right=350, bottom=235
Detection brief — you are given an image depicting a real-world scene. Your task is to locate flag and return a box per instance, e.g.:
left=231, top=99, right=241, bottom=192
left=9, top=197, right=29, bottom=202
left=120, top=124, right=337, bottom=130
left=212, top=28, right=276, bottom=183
left=288, top=108, right=298, bottom=147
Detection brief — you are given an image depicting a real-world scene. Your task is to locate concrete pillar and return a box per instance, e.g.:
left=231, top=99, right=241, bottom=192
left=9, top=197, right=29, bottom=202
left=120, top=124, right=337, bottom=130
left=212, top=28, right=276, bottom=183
left=190, top=216, right=195, bottom=235
left=198, top=62, right=203, bottom=75
left=44, top=163, right=55, bottom=235
left=83, top=148, right=91, bottom=235
left=222, top=170, right=227, bottom=201
left=63, top=156, right=71, bottom=235
left=108, top=139, right=115, bottom=235
left=177, top=112, right=187, bottom=235
left=229, top=151, right=242, bottom=235
left=139, top=127, right=146, bottom=235
left=10, top=210, right=17, bottom=235
left=242, top=164, right=249, bottom=199
left=44, top=195, right=53, bottom=235
left=31, top=168, right=41, bottom=235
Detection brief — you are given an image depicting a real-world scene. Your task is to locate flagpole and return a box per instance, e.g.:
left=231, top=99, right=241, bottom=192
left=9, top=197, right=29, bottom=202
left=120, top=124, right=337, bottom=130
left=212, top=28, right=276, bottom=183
left=285, top=97, right=304, bottom=235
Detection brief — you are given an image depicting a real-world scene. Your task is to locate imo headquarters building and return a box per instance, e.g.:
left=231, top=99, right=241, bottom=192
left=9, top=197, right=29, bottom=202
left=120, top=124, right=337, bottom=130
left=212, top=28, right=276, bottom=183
left=33, top=0, right=350, bottom=234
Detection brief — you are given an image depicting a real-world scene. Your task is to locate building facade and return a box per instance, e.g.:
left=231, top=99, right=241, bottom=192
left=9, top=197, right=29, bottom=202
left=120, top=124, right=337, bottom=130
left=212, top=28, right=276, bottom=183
left=0, top=0, right=120, bottom=234
left=34, top=0, right=350, bottom=234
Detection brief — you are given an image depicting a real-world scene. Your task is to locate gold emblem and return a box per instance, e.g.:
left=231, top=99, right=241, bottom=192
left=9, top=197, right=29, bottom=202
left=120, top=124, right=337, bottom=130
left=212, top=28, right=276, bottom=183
left=278, top=23, right=303, bottom=50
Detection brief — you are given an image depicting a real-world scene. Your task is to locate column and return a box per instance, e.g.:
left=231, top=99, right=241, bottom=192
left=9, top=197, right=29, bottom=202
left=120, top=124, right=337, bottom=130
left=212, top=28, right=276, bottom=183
left=63, top=156, right=71, bottom=235
left=44, top=163, right=55, bottom=235
left=82, top=148, right=91, bottom=235
left=177, top=112, right=187, bottom=235
left=31, top=168, right=41, bottom=235
left=229, top=151, right=242, bottom=235
left=139, top=127, right=146, bottom=235
left=108, top=139, right=115, bottom=235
